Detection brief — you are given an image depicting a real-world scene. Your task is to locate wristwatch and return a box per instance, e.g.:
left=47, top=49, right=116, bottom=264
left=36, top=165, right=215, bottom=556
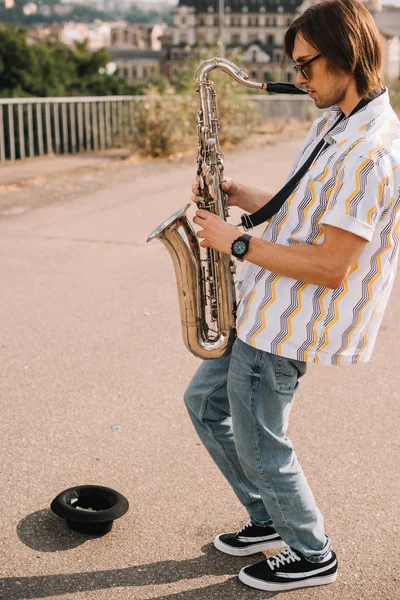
left=231, top=234, right=252, bottom=261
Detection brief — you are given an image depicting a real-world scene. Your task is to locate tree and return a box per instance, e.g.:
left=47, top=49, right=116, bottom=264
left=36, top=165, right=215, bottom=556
left=0, top=25, right=143, bottom=97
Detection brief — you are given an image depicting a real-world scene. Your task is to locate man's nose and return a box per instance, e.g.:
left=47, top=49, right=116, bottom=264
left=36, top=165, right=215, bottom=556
left=295, top=70, right=308, bottom=86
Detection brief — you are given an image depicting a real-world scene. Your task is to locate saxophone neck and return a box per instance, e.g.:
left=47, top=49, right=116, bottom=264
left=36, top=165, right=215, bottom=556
left=194, top=56, right=308, bottom=95
left=194, top=56, right=266, bottom=91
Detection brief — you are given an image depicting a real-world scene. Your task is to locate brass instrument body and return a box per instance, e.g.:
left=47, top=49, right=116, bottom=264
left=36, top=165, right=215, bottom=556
left=147, top=57, right=299, bottom=359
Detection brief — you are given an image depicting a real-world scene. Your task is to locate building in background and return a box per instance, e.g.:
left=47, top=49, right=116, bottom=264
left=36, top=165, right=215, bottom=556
left=166, top=0, right=303, bottom=83
left=108, top=22, right=166, bottom=83
left=110, top=22, right=164, bottom=50
left=27, top=22, right=112, bottom=51
left=23, top=0, right=400, bottom=88
left=368, top=0, right=400, bottom=83
left=108, top=48, right=165, bottom=82
left=163, top=0, right=400, bottom=85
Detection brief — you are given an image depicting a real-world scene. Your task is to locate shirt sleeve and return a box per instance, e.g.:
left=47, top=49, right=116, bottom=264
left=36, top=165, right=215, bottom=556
left=320, top=153, right=391, bottom=242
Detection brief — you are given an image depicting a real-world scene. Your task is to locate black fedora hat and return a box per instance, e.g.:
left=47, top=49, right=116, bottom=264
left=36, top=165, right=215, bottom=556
left=51, top=485, right=129, bottom=535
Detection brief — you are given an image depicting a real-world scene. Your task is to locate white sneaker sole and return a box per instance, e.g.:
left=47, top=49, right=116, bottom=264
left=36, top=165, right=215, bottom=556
left=238, top=568, right=338, bottom=591
left=213, top=534, right=287, bottom=556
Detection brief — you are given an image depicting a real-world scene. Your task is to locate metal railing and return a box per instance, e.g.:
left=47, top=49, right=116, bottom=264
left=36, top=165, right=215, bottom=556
left=0, top=94, right=317, bottom=162
left=0, top=96, right=142, bottom=162
left=246, top=94, right=320, bottom=120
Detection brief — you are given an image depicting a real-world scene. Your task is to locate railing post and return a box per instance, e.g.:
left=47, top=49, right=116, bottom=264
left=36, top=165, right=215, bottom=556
left=45, top=103, right=53, bottom=154
left=37, top=104, right=44, bottom=156
left=18, top=104, right=25, bottom=160
left=70, top=103, right=76, bottom=153
left=77, top=102, right=84, bottom=152
left=84, top=102, right=91, bottom=151
left=105, top=101, right=112, bottom=148
left=91, top=102, right=98, bottom=150
left=27, top=103, right=34, bottom=157
left=8, top=105, right=15, bottom=161
left=62, top=102, right=69, bottom=154
left=98, top=101, right=106, bottom=150
left=54, top=104, right=61, bottom=154
left=0, top=105, right=5, bottom=161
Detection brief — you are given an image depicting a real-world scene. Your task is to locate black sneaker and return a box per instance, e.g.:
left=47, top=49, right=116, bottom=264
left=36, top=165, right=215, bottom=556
left=213, top=519, right=287, bottom=556
left=239, top=546, right=338, bottom=591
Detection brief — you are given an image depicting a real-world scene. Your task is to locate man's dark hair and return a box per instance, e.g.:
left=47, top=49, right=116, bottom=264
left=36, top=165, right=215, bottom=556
left=284, top=0, right=382, bottom=97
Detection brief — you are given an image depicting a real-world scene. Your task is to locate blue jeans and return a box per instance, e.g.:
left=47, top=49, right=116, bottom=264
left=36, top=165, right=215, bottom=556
left=184, top=337, right=331, bottom=562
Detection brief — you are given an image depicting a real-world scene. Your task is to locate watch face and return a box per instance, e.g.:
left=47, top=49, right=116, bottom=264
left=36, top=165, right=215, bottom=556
left=233, top=240, right=247, bottom=255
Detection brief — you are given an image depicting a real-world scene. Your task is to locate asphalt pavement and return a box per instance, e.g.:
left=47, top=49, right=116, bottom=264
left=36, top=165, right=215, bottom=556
left=0, top=136, right=399, bottom=600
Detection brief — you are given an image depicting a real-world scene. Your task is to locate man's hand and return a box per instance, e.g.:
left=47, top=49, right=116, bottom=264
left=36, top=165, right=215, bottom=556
left=193, top=209, right=241, bottom=254
left=191, top=176, right=243, bottom=208
left=191, top=175, right=273, bottom=214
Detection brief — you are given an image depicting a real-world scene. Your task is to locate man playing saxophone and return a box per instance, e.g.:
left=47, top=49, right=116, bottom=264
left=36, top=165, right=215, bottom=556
left=184, top=0, right=400, bottom=592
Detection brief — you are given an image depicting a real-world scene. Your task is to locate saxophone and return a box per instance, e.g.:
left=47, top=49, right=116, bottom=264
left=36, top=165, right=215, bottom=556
left=147, top=57, right=306, bottom=359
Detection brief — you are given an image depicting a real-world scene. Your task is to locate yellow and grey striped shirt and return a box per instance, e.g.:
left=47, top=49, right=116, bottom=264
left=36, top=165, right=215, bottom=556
left=236, top=91, right=400, bottom=365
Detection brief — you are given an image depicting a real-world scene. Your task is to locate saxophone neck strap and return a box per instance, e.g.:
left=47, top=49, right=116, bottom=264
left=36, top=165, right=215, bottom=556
left=240, top=89, right=385, bottom=230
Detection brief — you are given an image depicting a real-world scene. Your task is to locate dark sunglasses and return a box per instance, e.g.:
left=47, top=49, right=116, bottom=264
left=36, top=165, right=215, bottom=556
left=293, top=54, right=322, bottom=79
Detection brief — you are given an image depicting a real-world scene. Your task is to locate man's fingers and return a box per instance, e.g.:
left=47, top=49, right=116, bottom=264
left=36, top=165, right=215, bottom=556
left=221, top=180, right=230, bottom=191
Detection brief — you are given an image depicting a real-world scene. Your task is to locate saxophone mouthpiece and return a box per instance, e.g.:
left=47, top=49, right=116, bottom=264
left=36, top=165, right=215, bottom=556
left=266, top=82, right=308, bottom=95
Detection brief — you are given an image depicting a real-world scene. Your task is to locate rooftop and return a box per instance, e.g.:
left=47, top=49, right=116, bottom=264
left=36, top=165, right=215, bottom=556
left=178, top=0, right=303, bottom=14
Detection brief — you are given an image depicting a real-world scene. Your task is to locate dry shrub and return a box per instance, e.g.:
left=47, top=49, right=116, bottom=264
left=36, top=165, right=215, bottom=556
left=127, top=92, right=196, bottom=158
left=126, top=50, right=262, bottom=158
left=127, top=89, right=260, bottom=158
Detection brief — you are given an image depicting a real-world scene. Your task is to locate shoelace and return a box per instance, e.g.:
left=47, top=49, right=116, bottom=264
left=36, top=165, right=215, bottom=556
left=267, top=548, right=301, bottom=570
left=237, top=518, right=253, bottom=535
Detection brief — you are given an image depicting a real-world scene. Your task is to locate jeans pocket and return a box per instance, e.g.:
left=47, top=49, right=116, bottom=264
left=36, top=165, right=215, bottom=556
left=275, top=356, right=306, bottom=392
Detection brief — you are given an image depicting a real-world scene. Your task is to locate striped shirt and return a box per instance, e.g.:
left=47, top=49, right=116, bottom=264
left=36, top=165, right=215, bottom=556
left=236, top=90, right=400, bottom=365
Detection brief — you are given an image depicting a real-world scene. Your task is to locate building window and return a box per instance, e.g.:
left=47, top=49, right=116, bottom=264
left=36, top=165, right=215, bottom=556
left=251, top=70, right=257, bottom=79
left=232, top=34, right=240, bottom=44
left=287, top=71, right=292, bottom=82
left=267, top=35, right=275, bottom=44
left=252, top=50, right=257, bottom=62
left=132, top=67, right=137, bottom=77
left=287, top=18, right=291, bottom=25
left=264, top=71, right=271, bottom=82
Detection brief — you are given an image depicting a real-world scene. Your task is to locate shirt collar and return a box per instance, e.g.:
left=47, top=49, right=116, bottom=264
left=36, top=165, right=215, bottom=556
left=323, top=89, right=390, bottom=146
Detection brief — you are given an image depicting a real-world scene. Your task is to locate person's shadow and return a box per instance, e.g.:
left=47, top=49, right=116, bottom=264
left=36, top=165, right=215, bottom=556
left=0, top=509, right=280, bottom=599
